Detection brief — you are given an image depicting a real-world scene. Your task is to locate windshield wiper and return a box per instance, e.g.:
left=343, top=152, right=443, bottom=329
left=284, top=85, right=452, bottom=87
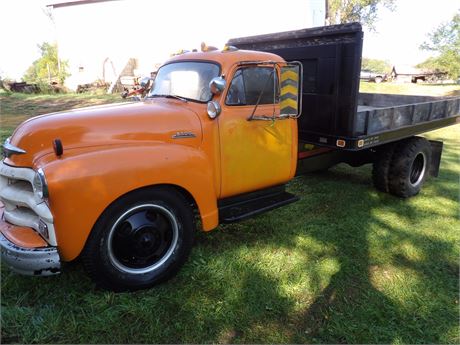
left=247, top=69, right=275, bottom=121
left=149, top=94, right=188, bottom=102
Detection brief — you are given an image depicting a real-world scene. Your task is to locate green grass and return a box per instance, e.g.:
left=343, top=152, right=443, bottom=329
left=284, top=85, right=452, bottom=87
left=1, top=88, right=459, bottom=344
left=360, top=81, right=460, bottom=96
left=0, top=90, right=124, bottom=143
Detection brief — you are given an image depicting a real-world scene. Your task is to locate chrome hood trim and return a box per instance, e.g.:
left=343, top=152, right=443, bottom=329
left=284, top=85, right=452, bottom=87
left=2, top=137, right=26, bottom=158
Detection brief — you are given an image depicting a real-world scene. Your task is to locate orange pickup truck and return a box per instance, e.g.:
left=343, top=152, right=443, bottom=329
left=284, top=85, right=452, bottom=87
left=1, top=24, right=459, bottom=291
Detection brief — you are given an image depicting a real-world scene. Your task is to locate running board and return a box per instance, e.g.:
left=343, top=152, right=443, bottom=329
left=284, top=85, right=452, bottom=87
left=218, top=185, right=299, bottom=223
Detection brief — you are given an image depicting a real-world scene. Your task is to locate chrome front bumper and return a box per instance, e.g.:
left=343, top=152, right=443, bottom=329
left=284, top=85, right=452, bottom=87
left=0, top=232, right=61, bottom=276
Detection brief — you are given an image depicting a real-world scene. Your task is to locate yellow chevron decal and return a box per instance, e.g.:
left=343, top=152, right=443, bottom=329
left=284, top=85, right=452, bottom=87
left=281, top=70, right=299, bottom=82
left=280, top=98, right=298, bottom=109
left=280, top=63, right=301, bottom=116
left=281, top=84, right=298, bottom=96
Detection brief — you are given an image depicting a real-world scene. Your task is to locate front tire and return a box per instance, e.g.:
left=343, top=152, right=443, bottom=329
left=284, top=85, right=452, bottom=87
left=82, top=187, right=194, bottom=291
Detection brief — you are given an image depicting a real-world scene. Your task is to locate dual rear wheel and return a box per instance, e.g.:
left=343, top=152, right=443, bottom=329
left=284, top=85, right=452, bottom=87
left=372, top=137, right=432, bottom=198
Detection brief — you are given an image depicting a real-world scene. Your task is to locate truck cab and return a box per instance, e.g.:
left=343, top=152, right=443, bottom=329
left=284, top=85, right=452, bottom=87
left=0, top=47, right=301, bottom=290
left=160, top=49, right=299, bottom=198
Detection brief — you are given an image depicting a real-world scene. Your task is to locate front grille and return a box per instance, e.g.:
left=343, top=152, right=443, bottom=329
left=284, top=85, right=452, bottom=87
left=0, top=162, right=56, bottom=245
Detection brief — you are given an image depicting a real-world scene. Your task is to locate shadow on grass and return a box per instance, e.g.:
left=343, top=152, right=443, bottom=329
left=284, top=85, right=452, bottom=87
left=288, top=139, right=458, bottom=344
left=2, top=161, right=458, bottom=344
left=189, top=158, right=458, bottom=343
left=291, top=172, right=458, bottom=343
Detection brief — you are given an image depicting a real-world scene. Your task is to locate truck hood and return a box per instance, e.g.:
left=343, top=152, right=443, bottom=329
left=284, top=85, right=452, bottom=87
left=5, top=100, right=203, bottom=167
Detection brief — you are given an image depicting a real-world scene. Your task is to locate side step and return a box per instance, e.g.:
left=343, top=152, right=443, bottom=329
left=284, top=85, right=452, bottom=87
left=218, top=185, right=299, bottom=223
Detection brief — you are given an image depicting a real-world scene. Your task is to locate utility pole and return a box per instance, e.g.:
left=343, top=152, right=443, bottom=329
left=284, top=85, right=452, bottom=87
left=325, top=0, right=330, bottom=25
left=44, top=7, right=61, bottom=80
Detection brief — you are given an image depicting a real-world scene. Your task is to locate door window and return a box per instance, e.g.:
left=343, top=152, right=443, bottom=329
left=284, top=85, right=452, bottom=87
left=226, top=67, right=278, bottom=106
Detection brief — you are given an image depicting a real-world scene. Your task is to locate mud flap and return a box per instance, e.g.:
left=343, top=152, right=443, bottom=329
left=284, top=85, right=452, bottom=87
left=428, top=140, right=443, bottom=177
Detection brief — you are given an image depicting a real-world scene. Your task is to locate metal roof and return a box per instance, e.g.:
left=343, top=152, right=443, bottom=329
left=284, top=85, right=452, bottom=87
left=47, top=0, right=119, bottom=8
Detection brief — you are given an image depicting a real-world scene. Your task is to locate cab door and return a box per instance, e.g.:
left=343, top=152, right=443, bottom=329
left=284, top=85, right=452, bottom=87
left=218, top=65, right=297, bottom=198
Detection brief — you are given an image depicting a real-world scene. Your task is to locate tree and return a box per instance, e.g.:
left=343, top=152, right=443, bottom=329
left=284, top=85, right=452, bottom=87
left=361, top=57, right=391, bottom=72
left=326, top=0, right=395, bottom=31
left=23, top=42, right=69, bottom=84
left=419, top=11, right=460, bottom=79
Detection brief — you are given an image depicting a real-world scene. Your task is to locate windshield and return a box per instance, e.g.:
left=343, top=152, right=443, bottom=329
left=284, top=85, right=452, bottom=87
left=148, top=62, right=220, bottom=102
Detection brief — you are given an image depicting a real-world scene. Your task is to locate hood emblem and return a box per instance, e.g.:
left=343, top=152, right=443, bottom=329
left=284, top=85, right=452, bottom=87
left=2, top=137, right=26, bottom=158
left=172, top=131, right=196, bottom=139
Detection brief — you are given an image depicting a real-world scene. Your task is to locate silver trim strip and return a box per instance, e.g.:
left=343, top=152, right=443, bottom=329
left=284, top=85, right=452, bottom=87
left=172, top=131, right=196, bottom=139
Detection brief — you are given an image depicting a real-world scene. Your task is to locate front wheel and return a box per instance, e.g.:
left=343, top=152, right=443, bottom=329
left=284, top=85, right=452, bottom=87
left=82, top=187, right=194, bottom=291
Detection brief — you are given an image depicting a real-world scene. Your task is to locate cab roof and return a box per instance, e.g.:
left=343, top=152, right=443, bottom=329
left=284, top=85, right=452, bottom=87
left=165, top=49, right=285, bottom=73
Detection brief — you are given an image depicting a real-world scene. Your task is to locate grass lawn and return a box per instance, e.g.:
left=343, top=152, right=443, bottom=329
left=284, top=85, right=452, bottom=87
left=0, top=91, right=124, bottom=143
left=360, top=81, right=460, bottom=96
left=1, top=86, right=459, bottom=344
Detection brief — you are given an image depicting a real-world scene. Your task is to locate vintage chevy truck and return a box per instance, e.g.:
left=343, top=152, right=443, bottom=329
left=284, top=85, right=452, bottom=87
left=1, top=23, right=459, bottom=290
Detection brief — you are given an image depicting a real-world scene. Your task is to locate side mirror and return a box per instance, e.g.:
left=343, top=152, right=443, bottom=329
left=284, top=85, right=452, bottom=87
left=280, top=62, right=302, bottom=118
left=209, top=77, right=226, bottom=95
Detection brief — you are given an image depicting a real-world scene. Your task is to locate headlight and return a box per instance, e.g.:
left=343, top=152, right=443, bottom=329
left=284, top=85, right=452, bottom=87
left=32, top=168, right=49, bottom=202
left=207, top=101, right=222, bottom=119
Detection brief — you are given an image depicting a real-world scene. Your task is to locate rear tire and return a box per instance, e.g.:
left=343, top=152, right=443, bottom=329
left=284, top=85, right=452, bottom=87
left=81, top=186, right=194, bottom=291
left=388, top=137, right=432, bottom=198
left=374, top=76, right=383, bottom=83
left=372, top=143, right=396, bottom=193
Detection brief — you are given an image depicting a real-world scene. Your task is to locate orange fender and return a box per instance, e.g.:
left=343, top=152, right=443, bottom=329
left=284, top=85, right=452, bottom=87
left=38, top=144, right=219, bottom=261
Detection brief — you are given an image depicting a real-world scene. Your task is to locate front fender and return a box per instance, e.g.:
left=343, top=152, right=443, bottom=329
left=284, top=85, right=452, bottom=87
left=37, top=144, right=219, bottom=261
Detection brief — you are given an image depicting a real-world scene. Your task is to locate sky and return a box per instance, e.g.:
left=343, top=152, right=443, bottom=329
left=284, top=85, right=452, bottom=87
left=362, top=0, right=459, bottom=66
left=0, top=0, right=458, bottom=80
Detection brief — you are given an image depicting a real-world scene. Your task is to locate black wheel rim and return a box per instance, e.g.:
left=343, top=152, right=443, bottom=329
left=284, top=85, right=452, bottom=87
left=107, top=204, right=178, bottom=274
left=410, top=152, right=426, bottom=186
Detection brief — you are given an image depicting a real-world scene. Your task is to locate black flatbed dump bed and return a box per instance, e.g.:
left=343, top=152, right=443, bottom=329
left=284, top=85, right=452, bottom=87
left=354, top=93, right=459, bottom=150
left=228, top=23, right=460, bottom=151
